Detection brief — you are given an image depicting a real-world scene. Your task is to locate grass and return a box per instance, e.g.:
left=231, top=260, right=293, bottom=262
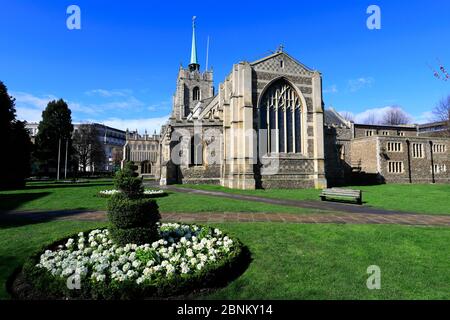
left=0, top=180, right=315, bottom=215
left=206, top=223, right=450, bottom=300
left=1, top=220, right=449, bottom=300
left=180, top=184, right=450, bottom=215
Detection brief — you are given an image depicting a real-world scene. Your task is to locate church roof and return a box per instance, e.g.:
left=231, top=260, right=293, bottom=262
left=250, top=51, right=316, bottom=73
left=324, top=108, right=351, bottom=128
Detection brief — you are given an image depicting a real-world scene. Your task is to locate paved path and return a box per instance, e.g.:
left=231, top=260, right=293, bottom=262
left=164, top=186, right=436, bottom=216
left=1, top=209, right=450, bottom=227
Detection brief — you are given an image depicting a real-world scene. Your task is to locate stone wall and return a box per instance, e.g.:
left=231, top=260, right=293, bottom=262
left=354, top=125, right=417, bottom=139
left=350, top=137, right=378, bottom=173
left=173, top=68, right=214, bottom=120
left=248, top=52, right=327, bottom=189
left=378, top=136, right=449, bottom=184
left=346, top=136, right=450, bottom=184
left=258, top=155, right=316, bottom=189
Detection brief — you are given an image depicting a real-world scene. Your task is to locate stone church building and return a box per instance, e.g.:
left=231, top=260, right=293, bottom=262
left=123, top=19, right=449, bottom=189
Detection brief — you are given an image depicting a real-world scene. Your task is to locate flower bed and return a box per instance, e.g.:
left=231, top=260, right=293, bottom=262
left=97, top=189, right=166, bottom=198
left=19, top=224, right=248, bottom=299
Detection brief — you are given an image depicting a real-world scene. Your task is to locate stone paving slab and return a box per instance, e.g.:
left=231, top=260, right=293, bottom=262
left=1, top=210, right=449, bottom=227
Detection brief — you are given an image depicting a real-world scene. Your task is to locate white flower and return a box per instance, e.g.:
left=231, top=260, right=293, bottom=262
left=36, top=225, right=236, bottom=289
left=122, top=263, right=131, bottom=272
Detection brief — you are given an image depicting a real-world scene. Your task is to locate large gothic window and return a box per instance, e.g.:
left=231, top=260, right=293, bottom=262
left=259, top=79, right=302, bottom=154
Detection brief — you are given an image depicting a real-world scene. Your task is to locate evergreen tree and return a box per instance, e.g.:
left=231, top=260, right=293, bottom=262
left=35, top=99, right=74, bottom=176
left=0, top=81, right=32, bottom=189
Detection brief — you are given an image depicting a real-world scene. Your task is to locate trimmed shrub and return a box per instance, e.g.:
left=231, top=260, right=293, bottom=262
left=109, top=225, right=159, bottom=246
left=107, top=193, right=160, bottom=229
left=108, top=161, right=160, bottom=245
left=113, top=161, right=143, bottom=199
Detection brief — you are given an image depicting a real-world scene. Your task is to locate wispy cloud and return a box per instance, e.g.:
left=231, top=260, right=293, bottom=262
left=91, top=115, right=171, bottom=134
left=412, top=111, right=434, bottom=124
left=98, top=96, right=145, bottom=110
left=147, top=99, right=172, bottom=112
left=338, top=105, right=414, bottom=124
left=348, top=77, right=374, bottom=92
left=324, top=85, right=338, bottom=94
left=12, top=91, right=57, bottom=122
left=12, top=90, right=155, bottom=123
left=85, top=89, right=132, bottom=98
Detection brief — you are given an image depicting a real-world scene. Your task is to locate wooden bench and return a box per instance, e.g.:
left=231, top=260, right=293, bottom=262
left=320, top=188, right=362, bottom=205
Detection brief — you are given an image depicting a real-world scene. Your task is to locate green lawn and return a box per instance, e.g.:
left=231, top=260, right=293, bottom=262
left=0, top=180, right=114, bottom=211
left=1, top=220, right=449, bottom=300
left=0, top=180, right=315, bottom=215
left=180, top=184, right=450, bottom=215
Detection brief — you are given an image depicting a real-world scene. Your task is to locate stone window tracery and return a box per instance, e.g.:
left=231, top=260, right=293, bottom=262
left=259, top=79, right=302, bottom=154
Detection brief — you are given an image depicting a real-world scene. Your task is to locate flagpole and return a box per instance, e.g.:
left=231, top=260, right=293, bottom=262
left=64, top=139, right=68, bottom=179
left=57, top=138, right=61, bottom=181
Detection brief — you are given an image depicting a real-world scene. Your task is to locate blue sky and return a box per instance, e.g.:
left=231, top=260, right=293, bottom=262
left=1, top=0, right=449, bottom=132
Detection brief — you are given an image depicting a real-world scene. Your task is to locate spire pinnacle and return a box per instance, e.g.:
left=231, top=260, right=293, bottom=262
left=189, top=16, right=200, bottom=71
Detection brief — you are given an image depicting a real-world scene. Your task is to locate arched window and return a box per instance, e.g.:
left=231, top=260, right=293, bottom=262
left=259, top=79, right=302, bottom=154
left=193, top=87, right=201, bottom=101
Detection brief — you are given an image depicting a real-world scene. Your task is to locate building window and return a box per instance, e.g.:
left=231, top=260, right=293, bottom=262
left=365, top=130, right=374, bottom=137
left=259, top=79, right=302, bottom=154
left=193, top=87, right=201, bottom=101
left=432, top=144, right=446, bottom=153
left=141, top=161, right=152, bottom=174
left=280, top=60, right=284, bottom=68
left=398, top=131, right=405, bottom=136
left=387, top=142, right=402, bottom=152
left=382, top=131, right=390, bottom=136
left=190, top=135, right=203, bottom=166
left=388, top=161, right=403, bottom=174
left=433, top=164, right=447, bottom=174
left=412, top=143, right=424, bottom=158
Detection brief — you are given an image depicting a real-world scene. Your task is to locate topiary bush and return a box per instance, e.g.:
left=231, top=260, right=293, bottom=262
left=108, top=161, right=160, bottom=245
left=114, top=161, right=144, bottom=199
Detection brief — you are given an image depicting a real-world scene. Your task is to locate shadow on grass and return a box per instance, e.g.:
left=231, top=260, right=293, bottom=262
left=0, top=192, right=51, bottom=211
left=0, top=209, right=105, bottom=230
left=23, top=183, right=114, bottom=191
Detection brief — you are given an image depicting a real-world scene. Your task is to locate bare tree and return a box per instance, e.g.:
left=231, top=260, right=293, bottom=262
left=431, top=61, right=449, bottom=82
left=381, top=107, right=410, bottom=125
left=362, top=113, right=378, bottom=125
left=73, top=124, right=106, bottom=173
left=433, top=96, right=450, bottom=121
left=433, top=95, right=450, bottom=135
left=340, top=112, right=354, bottom=122
left=111, top=147, right=123, bottom=167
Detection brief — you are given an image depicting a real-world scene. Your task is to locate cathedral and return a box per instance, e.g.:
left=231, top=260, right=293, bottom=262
left=123, top=19, right=449, bottom=189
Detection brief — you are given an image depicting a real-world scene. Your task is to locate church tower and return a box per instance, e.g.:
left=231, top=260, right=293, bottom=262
left=172, top=17, right=214, bottom=120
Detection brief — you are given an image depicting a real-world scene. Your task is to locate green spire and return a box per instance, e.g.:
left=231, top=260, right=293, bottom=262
left=189, top=16, right=199, bottom=71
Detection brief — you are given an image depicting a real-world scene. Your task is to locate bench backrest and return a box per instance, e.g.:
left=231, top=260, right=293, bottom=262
left=322, top=188, right=361, bottom=197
